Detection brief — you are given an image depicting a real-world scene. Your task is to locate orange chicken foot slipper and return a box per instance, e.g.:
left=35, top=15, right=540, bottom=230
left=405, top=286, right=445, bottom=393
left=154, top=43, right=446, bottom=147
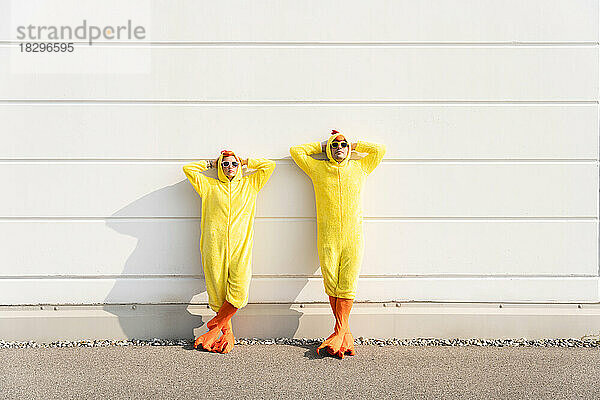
left=193, top=326, right=221, bottom=352
left=317, top=296, right=356, bottom=359
left=211, top=319, right=235, bottom=354
left=194, top=301, right=238, bottom=352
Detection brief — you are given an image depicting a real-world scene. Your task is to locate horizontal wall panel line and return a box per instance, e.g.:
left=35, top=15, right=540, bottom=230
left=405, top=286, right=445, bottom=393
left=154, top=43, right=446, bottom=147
left=4, top=302, right=599, bottom=309
left=0, top=216, right=596, bottom=222
left=1, top=274, right=597, bottom=280
left=1, top=159, right=597, bottom=164
left=2, top=41, right=599, bottom=47
left=1, top=216, right=597, bottom=222
left=1, top=277, right=597, bottom=303
left=0, top=100, right=597, bottom=105
left=7, top=301, right=597, bottom=307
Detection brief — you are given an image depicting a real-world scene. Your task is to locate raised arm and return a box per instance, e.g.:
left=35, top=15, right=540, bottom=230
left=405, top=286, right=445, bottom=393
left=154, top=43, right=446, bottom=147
left=246, top=158, right=276, bottom=191
left=289, top=141, right=322, bottom=177
left=182, top=160, right=212, bottom=197
left=355, top=141, right=386, bottom=175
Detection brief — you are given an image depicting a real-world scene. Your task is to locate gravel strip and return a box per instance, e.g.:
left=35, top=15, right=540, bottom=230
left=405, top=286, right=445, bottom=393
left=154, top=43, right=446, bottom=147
left=2, top=337, right=600, bottom=348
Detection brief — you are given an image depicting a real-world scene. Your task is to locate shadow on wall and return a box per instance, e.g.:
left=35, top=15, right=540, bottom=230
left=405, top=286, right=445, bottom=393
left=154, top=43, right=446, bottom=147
left=103, top=162, right=307, bottom=339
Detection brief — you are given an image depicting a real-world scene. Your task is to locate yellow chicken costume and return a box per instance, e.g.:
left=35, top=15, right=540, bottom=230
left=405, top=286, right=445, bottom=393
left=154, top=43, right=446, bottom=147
left=183, top=151, right=275, bottom=353
left=290, top=131, right=386, bottom=358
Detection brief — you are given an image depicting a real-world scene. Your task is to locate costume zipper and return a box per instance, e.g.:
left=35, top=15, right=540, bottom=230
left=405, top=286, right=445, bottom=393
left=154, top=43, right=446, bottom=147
left=337, top=166, right=343, bottom=227
left=336, top=162, right=343, bottom=293
left=226, top=180, right=231, bottom=268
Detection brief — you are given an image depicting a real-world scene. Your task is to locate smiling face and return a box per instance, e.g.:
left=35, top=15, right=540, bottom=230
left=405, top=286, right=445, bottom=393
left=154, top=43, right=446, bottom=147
left=331, top=139, right=349, bottom=162
left=221, top=155, right=238, bottom=180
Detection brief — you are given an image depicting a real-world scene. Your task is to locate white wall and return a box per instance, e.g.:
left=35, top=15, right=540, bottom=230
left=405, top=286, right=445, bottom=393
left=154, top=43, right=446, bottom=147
left=1, top=0, right=598, bottom=308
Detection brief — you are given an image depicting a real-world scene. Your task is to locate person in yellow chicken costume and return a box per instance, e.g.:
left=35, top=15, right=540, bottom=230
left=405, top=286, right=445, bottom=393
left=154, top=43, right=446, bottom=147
left=290, top=130, right=386, bottom=358
left=183, top=150, right=275, bottom=353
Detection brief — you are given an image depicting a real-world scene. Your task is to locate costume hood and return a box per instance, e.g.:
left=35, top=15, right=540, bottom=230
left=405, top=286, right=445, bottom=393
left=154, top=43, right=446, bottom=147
left=217, top=150, right=243, bottom=183
left=325, top=130, right=352, bottom=166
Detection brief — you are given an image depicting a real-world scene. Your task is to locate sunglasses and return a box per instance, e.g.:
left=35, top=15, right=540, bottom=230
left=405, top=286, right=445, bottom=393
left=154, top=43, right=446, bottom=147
left=331, top=141, right=348, bottom=149
left=221, top=161, right=238, bottom=167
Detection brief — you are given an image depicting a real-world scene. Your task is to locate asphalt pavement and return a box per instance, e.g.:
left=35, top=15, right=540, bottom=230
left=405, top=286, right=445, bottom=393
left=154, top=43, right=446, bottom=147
left=2, top=343, right=599, bottom=399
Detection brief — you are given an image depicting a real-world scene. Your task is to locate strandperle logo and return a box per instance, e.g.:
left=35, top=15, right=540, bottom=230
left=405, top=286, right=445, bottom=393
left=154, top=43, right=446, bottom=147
left=16, top=19, right=146, bottom=45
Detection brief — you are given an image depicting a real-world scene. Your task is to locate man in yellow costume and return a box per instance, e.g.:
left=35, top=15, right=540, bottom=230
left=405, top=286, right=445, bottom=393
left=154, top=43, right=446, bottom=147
left=290, top=130, right=386, bottom=358
left=183, top=150, right=275, bottom=353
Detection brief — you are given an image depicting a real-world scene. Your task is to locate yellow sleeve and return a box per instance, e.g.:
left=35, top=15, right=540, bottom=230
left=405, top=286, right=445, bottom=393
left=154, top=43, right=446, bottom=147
left=182, top=160, right=211, bottom=197
left=289, top=142, right=322, bottom=177
left=246, top=158, right=276, bottom=191
left=355, top=141, right=386, bottom=175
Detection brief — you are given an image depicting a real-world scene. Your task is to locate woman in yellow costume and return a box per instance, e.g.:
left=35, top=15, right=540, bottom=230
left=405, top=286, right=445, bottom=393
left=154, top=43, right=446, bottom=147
left=183, top=150, right=275, bottom=353
left=290, top=130, right=386, bottom=358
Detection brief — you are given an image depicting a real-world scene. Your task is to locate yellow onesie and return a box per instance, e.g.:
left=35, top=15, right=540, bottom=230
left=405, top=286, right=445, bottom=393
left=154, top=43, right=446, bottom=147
left=183, top=155, right=275, bottom=311
left=290, top=135, right=386, bottom=299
